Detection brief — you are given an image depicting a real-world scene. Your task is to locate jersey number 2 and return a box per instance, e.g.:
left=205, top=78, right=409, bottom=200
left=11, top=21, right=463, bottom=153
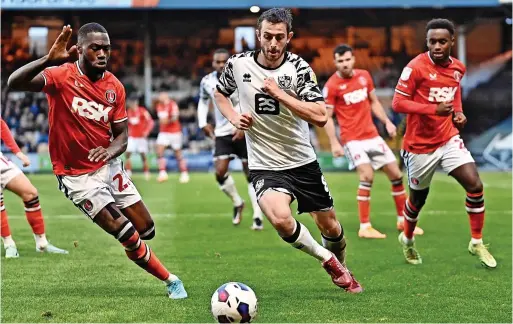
left=113, top=173, right=129, bottom=192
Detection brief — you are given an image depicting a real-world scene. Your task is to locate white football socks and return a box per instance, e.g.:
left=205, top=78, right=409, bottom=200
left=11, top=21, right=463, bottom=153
left=220, top=175, right=243, bottom=207
left=287, top=221, right=332, bottom=262
left=247, top=183, right=263, bottom=220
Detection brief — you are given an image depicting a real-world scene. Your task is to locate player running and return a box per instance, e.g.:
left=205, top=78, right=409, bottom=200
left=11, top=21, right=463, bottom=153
left=214, top=8, right=362, bottom=292
left=197, top=48, right=263, bottom=229
left=393, top=18, right=496, bottom=268
left=323, top=44, right=424, bottom=239
left=0, top=118, right=68, bottom=258
left=125, top=95, right=154, bottom=180
left=155, top=92, right=189, bottom=183
left=7, top=23, right=189, bottom=297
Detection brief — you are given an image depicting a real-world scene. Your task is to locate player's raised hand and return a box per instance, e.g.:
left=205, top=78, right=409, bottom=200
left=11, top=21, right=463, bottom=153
left=453, top=112, right=467, bottom=129
left=232, top=129, right=245, bottom=141
left=88, top=147, right=112, bottom=162
left=15, top=152, right=31, bottom=167
left=261, top=77, right=284, bottom=98
left=47, top=25, right=78, bottom=65
left=331, top=142, right=345, bottom=157
left=230, top=113, right=253, bottom=131
left=435, top=101, right=454, bottom=116
left=385, top=121, right=397, bottom=138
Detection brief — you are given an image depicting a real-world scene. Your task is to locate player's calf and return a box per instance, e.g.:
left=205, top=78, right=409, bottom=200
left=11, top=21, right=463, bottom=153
left=97, top=204, right=187, bottom=298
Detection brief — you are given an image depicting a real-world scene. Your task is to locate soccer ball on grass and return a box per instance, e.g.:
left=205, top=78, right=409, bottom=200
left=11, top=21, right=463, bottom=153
left=211, top=282, right=258, bottom=323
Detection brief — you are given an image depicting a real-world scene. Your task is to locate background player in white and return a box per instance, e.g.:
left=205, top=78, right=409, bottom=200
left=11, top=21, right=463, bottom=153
left=198, top=48, right=263, bottom=229
left=214, top=8, right=361, bottom=292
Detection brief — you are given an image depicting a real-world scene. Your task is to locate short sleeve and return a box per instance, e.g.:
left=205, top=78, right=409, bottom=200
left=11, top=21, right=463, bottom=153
left=365, top=71, right=375, bottom=93
left=113, top=85, right=127, bottom=123
left=216, top=55, right=237, bottom=97
left=296, top=60, right=323, bottom=102
left=322, top=80, right=337, bottom=109
left=395, top=64, right=420, bottom=97
left=41, top=66, right=65, bottom=94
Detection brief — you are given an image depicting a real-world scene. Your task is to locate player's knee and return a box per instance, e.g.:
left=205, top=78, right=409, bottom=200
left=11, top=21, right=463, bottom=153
left=267, top=209, right=294, bottom=234
left=139, top=221, right=156, bottom=240
left=315, top=211, right=341, bottom=237
left=466, top=178, right=483, bottom=194
left=359, top=173, right=374, bottom=184
left=21, top=186, right=38, bottom=202
left=409, top=191, right=428, bottom=209
left=216, top=172, right=228, bottom=185
left=111, top=220, right=137, bottom=243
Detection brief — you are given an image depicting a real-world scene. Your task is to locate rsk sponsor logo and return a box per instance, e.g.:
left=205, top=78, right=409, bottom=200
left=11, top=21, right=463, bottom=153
left=71, top=97, right=112, bottom=122
left=428, top=87, right=457, bottom=103
left=343, top=87, right=368, bottom=105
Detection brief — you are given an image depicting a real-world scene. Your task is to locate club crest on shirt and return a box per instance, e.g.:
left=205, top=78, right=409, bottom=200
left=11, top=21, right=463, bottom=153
left=400, top=67, right=412, bottom=81
left=453, top=71, right=462, bottom=82
left=105, top=90, right=116, bottom=104
left=358, top=76, right=367, bottom=86
left=278, top=75, right=292, bottom=89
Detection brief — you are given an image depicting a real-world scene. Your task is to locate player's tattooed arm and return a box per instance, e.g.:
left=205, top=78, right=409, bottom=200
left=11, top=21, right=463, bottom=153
left=8, top=25, right=78, bottom=92
left=88, top=121, right=128, bottom=162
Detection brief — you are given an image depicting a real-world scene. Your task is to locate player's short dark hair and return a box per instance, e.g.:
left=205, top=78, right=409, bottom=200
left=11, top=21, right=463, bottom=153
left=426, top=18, right=455, bottom=36
left=257, top=8, right=293, bottom=33
left=78, top=22, right=108, bottom=44
left=333, top=44, right=353, bottom=58
left=213, top=48, right=230, bottom=56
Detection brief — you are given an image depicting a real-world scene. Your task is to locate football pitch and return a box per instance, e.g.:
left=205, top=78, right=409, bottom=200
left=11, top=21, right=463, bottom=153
left=1, top=172, right=511, bottom=323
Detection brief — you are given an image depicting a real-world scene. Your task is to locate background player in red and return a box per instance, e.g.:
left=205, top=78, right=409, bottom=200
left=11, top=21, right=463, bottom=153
left=7, top=23, right=189, bottom=297
left=0, top=118, right=68, bottom=258
left=155, top=92, right=189, bottom=183
left=323, top=44, right=424, bottom=239
left=125, top=95, right=154, bottom=180
left=392, top=19, right=496, bottom=268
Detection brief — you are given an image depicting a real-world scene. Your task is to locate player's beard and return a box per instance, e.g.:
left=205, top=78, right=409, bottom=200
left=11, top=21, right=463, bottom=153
left=83, top=57, right=108, bottom=74
left=263, top=46, right=285, bottom=63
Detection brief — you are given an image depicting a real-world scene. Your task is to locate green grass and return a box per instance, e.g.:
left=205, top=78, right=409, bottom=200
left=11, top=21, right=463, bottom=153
left=1, top=172, right=511, bottom=323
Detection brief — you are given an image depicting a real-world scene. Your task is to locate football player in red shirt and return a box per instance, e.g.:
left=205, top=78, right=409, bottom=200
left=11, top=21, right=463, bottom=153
left=155, top=92, right=189, bottom=183
left=0, top=118, right=68, bottom=258
left=125, top=96, right=154, bottom=180
left=323, top=44, right=424, bottom=239
left=8, top=23, right=188, bottom=297
left=393, top=19, right=496, bottom=268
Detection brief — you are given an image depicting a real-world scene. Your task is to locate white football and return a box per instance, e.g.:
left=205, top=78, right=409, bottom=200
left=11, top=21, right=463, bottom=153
left=211, top=282, right=258, bottom=323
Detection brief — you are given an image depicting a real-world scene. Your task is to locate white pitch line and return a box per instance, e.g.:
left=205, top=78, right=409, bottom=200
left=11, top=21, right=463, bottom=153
left=5, top=210, right=511, bottom=220
left=434, top=177, right=512, bottom=189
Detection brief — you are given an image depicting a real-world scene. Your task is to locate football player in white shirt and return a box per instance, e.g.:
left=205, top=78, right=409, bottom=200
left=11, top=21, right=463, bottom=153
left=197, top=49, right=263, bottom=230
left=214, top=8, right=361, bottom=293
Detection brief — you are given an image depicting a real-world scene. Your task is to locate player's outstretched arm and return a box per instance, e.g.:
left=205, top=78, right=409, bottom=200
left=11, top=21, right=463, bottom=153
left=8, top=25, right=78, bottom=92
